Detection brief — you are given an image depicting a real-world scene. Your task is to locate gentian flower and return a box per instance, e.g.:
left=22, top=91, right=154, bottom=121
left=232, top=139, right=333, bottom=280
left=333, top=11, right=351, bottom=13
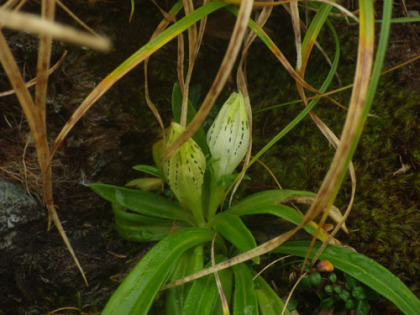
left=163, top=122, right=206, bottom=223
left=206, top=91, right=250, bottom=180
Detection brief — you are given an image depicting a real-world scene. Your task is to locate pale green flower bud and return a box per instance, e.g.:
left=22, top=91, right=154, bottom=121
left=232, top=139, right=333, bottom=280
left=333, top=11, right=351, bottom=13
left=206, top=92, right=250, bottom=180
left=163, top=122, right=206, bottom=223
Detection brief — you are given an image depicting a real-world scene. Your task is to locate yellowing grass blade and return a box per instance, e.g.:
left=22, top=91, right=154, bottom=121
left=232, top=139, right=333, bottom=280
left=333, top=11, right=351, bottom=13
left=300, top=0, right=376, bottom=268
left=50, top=0, right=228, bottom=161
left=0, top=31, right=88, bottom=286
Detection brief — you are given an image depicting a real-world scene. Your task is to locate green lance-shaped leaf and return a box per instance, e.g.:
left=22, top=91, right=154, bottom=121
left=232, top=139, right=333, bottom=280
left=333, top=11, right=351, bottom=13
left=90, top=183, right=193, bottom=223
left=132, top=164, right=166, bottom=181
left=102, top=228, right=214, bottom=315
left=206, top=91, right=250, bottom=180
left=228, top=189, right=316, bottom=212
left=166, top=245, right=204, bottom=315
left=233, top=263, right=258, bottom=315
left=111, top=204, right=189, bottom=242
left=254, top=276, right=291, bottom=315
left=212, top=212, right=259, bottom=263
left=163, top=122, right=206, bottom=224
left=182, top=254, right=233, bottom=315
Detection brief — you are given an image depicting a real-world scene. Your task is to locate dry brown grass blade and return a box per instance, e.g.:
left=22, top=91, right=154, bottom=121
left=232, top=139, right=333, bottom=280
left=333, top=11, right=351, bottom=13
left=292, top=2, right=358, bottom=270
left=241, top=17, right=331, bottom=104
left=298, top=6, right=374, bottom=269
left=281, top=271, right=307, bottom=315
left=290, top=0, right=302, bottom=70
left=253, top=255, right=291, bottom=280
left=0, top=8, right=111, bottom=51
left=310, top=162, right=356, bottom=264
left=49, top=5, right=185, bottom=162
left=288, top=53, right=420, bottom=109
left=1, top=0, right=20, bottom=10
left=229, top=1, right=273, bottom=205
left=195, top=0, right=210, bottom=56
left=222, top=0, right=358, bottom=21
left=144, top=12, right=175, bottom=136
left=254, top=157, right=282, bottom=189
left=211, top=234, right=230, bottom=315
left=288, top=0, right=355, bottom=267
left=282, top=1, right=343, bottom=86
left=162, top=0, right=255, bottom=161
left=179, top=0, right=198, bottom=127
left=180, top=0, right=210, bottom=128
left=0, top=33, right=45, bottom=173
left=56, top=0, right=99, bottom=36
left=35, top=0, right=55, bottom=135
left=177, top=34, right=185, bottom=92
left=282, top=195, right=349, bottom=234
left=306, top=113, right=355, bottom=234
left=0, top=50, right=67, bottom=98
left=0, top=31, right=88, bottom=286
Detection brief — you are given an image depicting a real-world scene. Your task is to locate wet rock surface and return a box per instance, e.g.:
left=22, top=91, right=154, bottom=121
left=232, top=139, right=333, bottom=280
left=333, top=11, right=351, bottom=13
left=0, top=178, right=44, bottom=250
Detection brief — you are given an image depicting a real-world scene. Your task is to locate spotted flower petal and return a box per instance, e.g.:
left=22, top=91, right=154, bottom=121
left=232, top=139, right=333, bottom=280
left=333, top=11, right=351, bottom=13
left=206, top=92, right=250, bottom=180
left=163, top=122, right=206, bottom=223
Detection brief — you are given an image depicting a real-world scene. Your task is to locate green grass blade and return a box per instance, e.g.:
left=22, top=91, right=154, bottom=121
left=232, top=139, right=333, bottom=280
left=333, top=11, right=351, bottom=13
left=166, top=245, right=204, bottom=315
left=103, top=228, right=214, bottom=314
left=232, top=263, right=258, bottom=315
left=111, top=204, right=187, bottom=242
left=182, top=271, right=218, bottom=315
left=182, top=255, right=233, bottom=315
left=376, top=16, right=420, bottom=23
left=228, top=190, right=316, bottom=212
left=228, top=204, right=329, bottom=242
left=212, top=213, right=259, bottom=263
left=90, top=183, right=193, bottom=223
left=274, top=241, right=420, bottom=315
left=300, top=3, right=333, bottom=72
left=132, top=164, right=166, bottom=180
left=364, top=0, right=393, bottom=118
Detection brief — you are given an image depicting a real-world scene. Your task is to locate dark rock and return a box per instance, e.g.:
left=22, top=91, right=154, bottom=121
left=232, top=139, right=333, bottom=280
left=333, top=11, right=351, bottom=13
left=0, top=177, right=44, bottom=250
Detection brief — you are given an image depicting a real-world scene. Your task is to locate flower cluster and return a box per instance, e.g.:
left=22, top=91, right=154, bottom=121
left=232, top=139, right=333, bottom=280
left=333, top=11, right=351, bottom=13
left=162, top=91, right=250, bottom=222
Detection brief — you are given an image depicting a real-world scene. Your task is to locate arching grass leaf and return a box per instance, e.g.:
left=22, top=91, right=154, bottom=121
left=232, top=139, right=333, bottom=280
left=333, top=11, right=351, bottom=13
left=233, top=263, right=258, bottom=315
left=254, top=276, right=290, bottom=315
left=228, top=204, right=330, bottom=242
left=91, top=183, right=193, bottom=224
left=212, top=212, right=259, bottom=263
left=228, top=190, right=316, bottom=212
left=111, top=204, right=188, bottom=242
